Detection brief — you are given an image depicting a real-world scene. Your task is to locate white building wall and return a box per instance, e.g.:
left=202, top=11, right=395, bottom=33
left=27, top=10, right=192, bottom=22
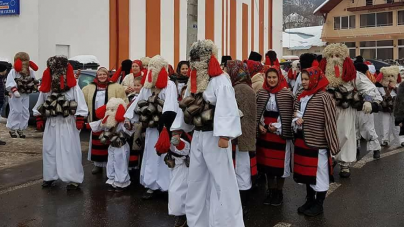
left=272, top=1, right=283, bottom=57
left=130, top=0, right=146, bottom=60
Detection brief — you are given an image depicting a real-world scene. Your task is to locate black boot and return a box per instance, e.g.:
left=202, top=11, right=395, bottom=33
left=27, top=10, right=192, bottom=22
left=42, top=180, right=55, bottom=188
left=174, top=215, right=187, bottom=227
left=263, top=188, right=275, bottom=205
left=0, top=140, right=6, bottom=145
left=270, top=189, right=283, bottom=206
left=240, top=190, right=249, bottom=216
left=373, top=150, right=380, bottom=160
left=303, top=191, right=326, bottom=217
left=298, top=184, right=315, bottom=214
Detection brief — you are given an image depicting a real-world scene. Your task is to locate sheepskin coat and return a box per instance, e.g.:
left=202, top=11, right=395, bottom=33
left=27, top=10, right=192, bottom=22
left=394, top=82, right=404, bottom=125
left=252, top=73, right=265, bottom=93
left=122, top=72, right=144, bottom=96
left=82, top=82, right=128, bottom=122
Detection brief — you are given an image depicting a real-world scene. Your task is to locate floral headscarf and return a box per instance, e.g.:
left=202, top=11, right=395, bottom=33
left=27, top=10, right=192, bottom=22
left=262, top=67, right=288, bottom=94
left=298, top=66, right=329, bottom=101
left=227, top=60, right=252, bottom=87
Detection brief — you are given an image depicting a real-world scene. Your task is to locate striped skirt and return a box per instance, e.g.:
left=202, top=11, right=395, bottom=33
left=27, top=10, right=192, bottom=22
left=90, top=131, right=109, bottom=163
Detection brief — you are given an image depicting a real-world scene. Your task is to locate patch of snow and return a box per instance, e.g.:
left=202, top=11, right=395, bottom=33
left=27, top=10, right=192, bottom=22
left=69, top=55, right=100, bottom=64
left=283, top=26, right=326, bottom=50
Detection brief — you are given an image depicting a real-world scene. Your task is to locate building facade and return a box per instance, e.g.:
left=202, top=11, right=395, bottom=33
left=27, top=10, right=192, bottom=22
left=0, top=0, right=282, bottom=73
left=315, top=0, right=404, bottom=61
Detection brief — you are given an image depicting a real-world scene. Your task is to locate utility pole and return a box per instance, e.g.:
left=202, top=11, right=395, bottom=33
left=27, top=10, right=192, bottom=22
left=186, top=0, right=198, bottom=58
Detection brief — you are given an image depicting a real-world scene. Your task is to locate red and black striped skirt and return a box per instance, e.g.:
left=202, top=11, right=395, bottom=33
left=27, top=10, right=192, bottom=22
left=256, top=111, right=288, bottom=177
left=90, top=131, right=109, bottom=163
left=232, top=144, right=258, bottom=182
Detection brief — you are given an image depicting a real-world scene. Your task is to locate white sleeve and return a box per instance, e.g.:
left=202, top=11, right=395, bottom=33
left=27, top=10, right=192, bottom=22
left=32, top=92, right=46, bottom=116
left=73, top=86, right=89, bottom=117
left=5, top=69, right=17, bottom=91
left=89, top=120, right=103, bottom=132
left=162, top=81, right=179, bottom=113
left=213, top=84, right=242, bottom=139
left=355, top=73, right=383, bottom=102
left=170, top=108, right=195, bottom=132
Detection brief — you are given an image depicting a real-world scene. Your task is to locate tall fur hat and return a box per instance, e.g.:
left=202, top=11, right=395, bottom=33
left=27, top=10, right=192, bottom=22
left=13, top=52, right=38, bottom=76
left=264, top=50, right=280, bottom=67
left=299, top=53, right=317, bottom=70
left=142, top=55, right=169, bottom=89
left=248, top=51, right=262, bottom=62
left=39, top=56, right=76, bottom=93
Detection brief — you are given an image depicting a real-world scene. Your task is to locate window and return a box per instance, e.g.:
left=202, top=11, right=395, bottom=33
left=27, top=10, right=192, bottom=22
left=376, top=12, right=393, bottom=27
left=345, top=42, right=356, bottom=48
left=345, top=42, right=356, bottom=58
left=360, top=12, right=393, bottom=28
left=360, top=40, right=393, bottom=60
left=399, top=11, right=404, bottom=25
left=399, top=40, right=404, bottom=59
left=366, top=0, right=373, bottom=6
left=334, top=15, right=356, bottom=30
left=349, top=49, right=356, bottom=58
left=386, top=0, right=394, bottom=3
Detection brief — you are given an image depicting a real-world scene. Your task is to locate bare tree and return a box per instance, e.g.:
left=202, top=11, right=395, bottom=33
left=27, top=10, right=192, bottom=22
left=283, top=0, right=325, bottom=30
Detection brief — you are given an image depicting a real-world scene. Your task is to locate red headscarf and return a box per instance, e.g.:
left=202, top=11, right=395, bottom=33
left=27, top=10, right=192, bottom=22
left=132, top=60, right=143, bottom=77
left=93, top=67, right=109, bottom=88
left=298, top=67, right=329, bottom=101
left=262, top=67, right=288, bottom=94
left=244, top=60, right=263, bottom=78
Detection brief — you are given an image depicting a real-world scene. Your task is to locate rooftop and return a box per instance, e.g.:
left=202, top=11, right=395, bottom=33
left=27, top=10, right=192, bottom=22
left=283, top=26, right=326, bottom=50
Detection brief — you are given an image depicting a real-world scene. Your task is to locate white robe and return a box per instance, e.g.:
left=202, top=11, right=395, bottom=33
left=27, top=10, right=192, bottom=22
left=6, top=69, right=35, bottom=131
left=171, top=74, right=244, bottom=227
left=168, top=139, right=190, bottom=216
left=356, top=111, right=381, bottom=151
left=90, top=120, right=134, bottom=188
left=33, top=86, right=88, bottom=184
left=125, top=80, right=179, bottom=191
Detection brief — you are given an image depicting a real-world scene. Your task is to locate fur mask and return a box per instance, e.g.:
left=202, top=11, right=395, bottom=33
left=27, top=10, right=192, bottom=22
left=39, top=56, right=76, bottom=93
left=13, top=52, right=38, bottom=77
left=379, top=66, right=400, bottom=88
left=320, top=43, right=356, bottom=88
left=98, top=98, right=127, bottom=130
left=188, top=39, right=222, bottom=94
left=142, top=55, right=169, bottom=90
left=287, top=60, right=300, bottom=80
left=140, top=57, right=151, bottom=69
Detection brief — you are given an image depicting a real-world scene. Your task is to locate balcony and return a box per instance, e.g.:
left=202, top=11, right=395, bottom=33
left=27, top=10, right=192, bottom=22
left=347, top=1, right=404, bottom=12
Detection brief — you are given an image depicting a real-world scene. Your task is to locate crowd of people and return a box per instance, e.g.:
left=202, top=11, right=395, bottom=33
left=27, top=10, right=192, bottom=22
left=1, top=40, right=404, bottom=227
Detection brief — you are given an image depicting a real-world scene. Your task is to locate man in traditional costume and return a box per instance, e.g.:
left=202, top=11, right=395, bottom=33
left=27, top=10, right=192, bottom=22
left=319, top=43, right=380, bottom=177
left=125, top=55, right=178, bottom=199
left=33, top=56, right=88, bottom=190
left=171, top=40, right=244, bottom=227
left=374, top=66, right=402, bottom=148
left=6, top=52, right=39, bottom=138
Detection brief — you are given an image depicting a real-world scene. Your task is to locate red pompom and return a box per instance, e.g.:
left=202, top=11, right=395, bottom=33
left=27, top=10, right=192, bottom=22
left=312, top=60, right=319, bottom=67
left=29, top=61, right=38, bottom=71
left=376, top=73, right=383, bottom=83
left=140, top=70, right=147, bottom=85
left=66, top=64, right=77, bottom=88
left=14, top=59, right=22, bottom=72
left=95, top=105, right=107, bottom=120
left=208, top=55, right=223, bottom=77
left=147, top=69, right=153, bottom=83
left=39, top=68, right=52, bottom=93
left=155, top=127, right=171, bottom=154
left=319, top=58, right=327, bottom=73
left=342, top=57, right=356, bottom=82
left=110, top=67, right=122, bottom=83
left=115, top=104, right=126, bottom=122
left=155, top=67, right=168, bottom=89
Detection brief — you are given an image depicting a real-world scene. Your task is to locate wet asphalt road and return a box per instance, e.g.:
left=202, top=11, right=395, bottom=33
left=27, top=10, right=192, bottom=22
left=1, top=141, right=404, bottom=227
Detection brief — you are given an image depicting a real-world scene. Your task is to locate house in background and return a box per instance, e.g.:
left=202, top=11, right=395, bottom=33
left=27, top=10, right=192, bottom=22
left=283, top=26, right=326, bottom=57
left=314, top=0, right=404, bottom=62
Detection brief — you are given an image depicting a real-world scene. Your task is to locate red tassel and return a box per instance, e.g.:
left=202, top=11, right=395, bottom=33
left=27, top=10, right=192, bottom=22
left=14, top=59, right=22, bottom=72
left=376, top=73, right=383, bottom=83
left=110, top=67, right=122, bottom=83
left=147, top=69, right=153, bottom=83
left=319, top=58, right=327, bottom=72
left=102, top=115, right=109, bottom=124
left=140, top=72, right=147, bottom=85
left=39, top=68, right=52, bottom=93
left=397, top=74, right=402, bottom=83
left=342, top=57, right=357, bottom=82
left=115, top=104, right=126, bottom=122
left=95, top=105, right=107, bottom=120
left=190, top=69, right=197, bottom=94
left=264, top=56, right=271, bottom=66
left=155, top=127, right=171, bottom=154
left=29, top=61, right=38, bottom=71
left=208, top=55, right=223, bottom=77
left=312, top=60, right=319, bottom=67
left=287, top=69, right=294, bottom=80
left=60, top=75, right=65, bottom=90
left=334, top=65, right=340, bottom=78
left=66, top=64, right=77, bottom=88
left=155, top=67, right=168, bottom=89
left=186, top=68, right=192, bottom=77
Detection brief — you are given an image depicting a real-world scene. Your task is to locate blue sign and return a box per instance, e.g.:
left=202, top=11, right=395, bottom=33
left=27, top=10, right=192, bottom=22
left=0, top=0, right=20, bottom=16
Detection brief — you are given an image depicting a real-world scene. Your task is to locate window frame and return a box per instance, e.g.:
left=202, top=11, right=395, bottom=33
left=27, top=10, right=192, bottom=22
left=360, top=12, right=394, bottom=28
left=334, top=15, right=356, bottom=30
left=359, top=40, right=394, bottom=60
left=398, top=10, right=404, bottom=26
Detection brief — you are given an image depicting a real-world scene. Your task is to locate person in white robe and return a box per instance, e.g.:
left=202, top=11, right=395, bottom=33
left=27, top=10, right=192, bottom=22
left=6, top=52, right=39, bottom=138
left=125, top=55, right=178, bottom=199
left=33, top=56, right=87, bottom=190
left=171, top=40, right=244, bottom=227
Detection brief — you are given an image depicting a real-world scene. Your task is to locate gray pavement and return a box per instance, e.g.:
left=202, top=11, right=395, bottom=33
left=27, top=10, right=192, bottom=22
left=1, top=140, right=404, bottom=226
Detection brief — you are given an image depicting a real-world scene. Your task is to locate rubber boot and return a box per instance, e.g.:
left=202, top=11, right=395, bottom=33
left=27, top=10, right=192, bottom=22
left=240, top=190, right=249, bottom=216
left=298, top=184, right=316, bottom=214
left=303, top=191, right=326, bottom=217
left=270, top=189, right=283, bottom=206
left=264, top=188, right=275, bottom=205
